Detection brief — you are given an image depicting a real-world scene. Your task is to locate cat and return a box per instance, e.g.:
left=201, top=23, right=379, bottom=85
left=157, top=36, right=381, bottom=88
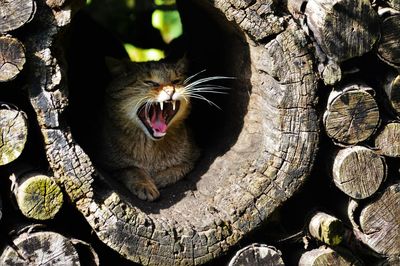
left=97, top=57, right=230, bottom=201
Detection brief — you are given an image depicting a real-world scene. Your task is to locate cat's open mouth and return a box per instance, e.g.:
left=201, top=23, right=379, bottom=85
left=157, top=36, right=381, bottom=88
left=137, top=100, right=181, bottom=139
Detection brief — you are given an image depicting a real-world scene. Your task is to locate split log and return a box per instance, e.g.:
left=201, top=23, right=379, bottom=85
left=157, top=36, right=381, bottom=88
left=0, top=103, right=28, bottom=166
left=0, top=36, right=26, bottom=82
left=298, top=246, right=363, bottom=266
left=374, top=122, right=400, bottom=157
left=10, top=171, right=64, bottom=221
left=332, top=146, right=386, bottom=199
left=24, top=0, right=319, bottom=264
left=377, top=14, right=400, bottom=68
left=304, top=0, right=380, bottom=62
left=0, top=0, right=36, bottom=33
left=308, top=212, right=344, bottom=246
left=382, top=73, right=400, bottom=116
left=228, top=244, right=285, bottom=266
left=0, top=229, right=80, bottom=265
left=323, top=85, right=380, bottom=145
left=348, top=183, right=400, bottom=258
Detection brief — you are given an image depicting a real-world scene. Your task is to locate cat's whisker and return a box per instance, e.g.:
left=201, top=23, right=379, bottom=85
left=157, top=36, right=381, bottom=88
left=183, top=69, right=207, bottom=84
left=184, top=76, right=235, bottom=89
left=186, top=93, right=222, bottom=110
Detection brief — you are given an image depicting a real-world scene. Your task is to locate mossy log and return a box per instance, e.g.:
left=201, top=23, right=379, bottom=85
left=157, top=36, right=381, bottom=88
left=0, top=230, right=80, bottom=265
left=0, top=36, right=26, bottom=82
left=10, top=171, right=64, bottom=221
left=298, top=246, right=363, bottom=266
left=332, top=146, right=386, bottom=199
left=0, top=0, right=36, bottom=33
left=23, top=0, right=319, bottom=265
left=228, top=244, right=285, bottom=266
left=377, top=14, right=400, bottom=68
left=308, top=212, right=345, bottom=246
left=323, top=85, right=380, bottom=145
left=304, top=0, right=380, bottom=63
left=348, top=183, right=400, bottom=258
left=0, top=103, right=28, bottom=166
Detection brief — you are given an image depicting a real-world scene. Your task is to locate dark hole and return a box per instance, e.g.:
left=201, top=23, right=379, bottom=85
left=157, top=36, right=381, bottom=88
left=66, top=0, right=251, bottom=210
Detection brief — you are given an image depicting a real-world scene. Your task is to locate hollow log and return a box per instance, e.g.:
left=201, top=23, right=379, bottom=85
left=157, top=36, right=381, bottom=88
left=308, top=212, right=344, bottom=246
left=0, top=36, right=26, bottom=82
left=332, top=146, right=386, bottom=199
left=378, top=14, right=400, bottom=68
left=323, top=85, right=380, bottom=145
left=374, top=122, right=400, bottom=157
left=228, top=244, right=285, bottom=266
left=348, top=183, right=400, bottom=258
left=23, top=0, right=319, bottom=264
left=298, top=246, right=363, bottom=266
left=0, top=230, right=80, bottom=265
left=304, top=0, right=380, bottom=63
left=0, top=103, right=28, bottom=166
left=10, top=171, right=64, bottom=221
left=0, top=0, right=36, bottom=33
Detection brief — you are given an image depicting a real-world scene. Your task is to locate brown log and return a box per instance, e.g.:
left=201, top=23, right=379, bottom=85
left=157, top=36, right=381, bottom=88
left=323, top=84, right=380, bottom=145
left=0, top=0, right=36, bottom=33
left=298, top=246, right=363, bottom=266
left=332, top=146, right=386, bottom=199
left=0, top=36, right=26, bottom=82
left=0, top=230, right=80, bottom=265
left=382, top=73, right=400, bottom=116
left=10, top=171, right=64, bottom=221
left=308, top=212, right=344, bottom=246
left=348, top=183, right=400, bottom=258
left=0, top=103, right=28, bottom=166
left=24, top=0, right=319, bottom=264
left=304, top=0, right=380, bottom=62
left=228, top=244, right=285, bottom=266
left=374, top=122, right=400, bottom=157
left=378, top=14, right=400, bottom=68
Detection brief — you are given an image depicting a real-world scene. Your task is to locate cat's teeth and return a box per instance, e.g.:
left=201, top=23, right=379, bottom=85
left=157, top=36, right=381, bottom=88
left=172, top=100, right=176, bottom=110
left=159, top=101, right=164, bottom=110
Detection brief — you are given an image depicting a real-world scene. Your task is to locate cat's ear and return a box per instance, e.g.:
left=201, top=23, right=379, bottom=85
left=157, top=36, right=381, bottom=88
left=105, top=57, right=131, bottom=77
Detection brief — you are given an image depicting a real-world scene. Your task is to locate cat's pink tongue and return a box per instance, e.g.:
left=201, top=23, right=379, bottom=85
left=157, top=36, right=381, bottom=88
left=151, top=109, right=167, bottom=137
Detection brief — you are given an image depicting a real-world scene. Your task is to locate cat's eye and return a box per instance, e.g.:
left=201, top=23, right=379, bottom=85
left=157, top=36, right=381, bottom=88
left=172, top=79, right=181, bottom=85
left=143, top=80, right=160, bottom=87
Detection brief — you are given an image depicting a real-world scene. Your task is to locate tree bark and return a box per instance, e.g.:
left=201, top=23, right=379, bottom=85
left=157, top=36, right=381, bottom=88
left=0, top=36, right=26, bottom=82
left=0, top=103, right=28, bottom=166
left=228, top=244, right=285, bottom=266
left=323, top=84, right=380, bottom=145
left=332, top=146, right=386, bottom=199
left=10, top=171, right=64, bottom=221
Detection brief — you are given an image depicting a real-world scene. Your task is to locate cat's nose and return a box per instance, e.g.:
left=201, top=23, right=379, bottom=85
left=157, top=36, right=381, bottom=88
left=163, top=86, right=175, bottom=98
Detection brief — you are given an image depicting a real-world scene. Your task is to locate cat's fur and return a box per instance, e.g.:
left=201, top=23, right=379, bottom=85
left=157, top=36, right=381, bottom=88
left=98, top=58, right=200, bottom=201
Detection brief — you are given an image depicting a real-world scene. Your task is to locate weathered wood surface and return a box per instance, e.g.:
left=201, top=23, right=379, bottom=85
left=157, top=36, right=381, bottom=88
left=378, top=14, right=400, bottom=68
left=0, top=36, right=26, bottom=82
left=24, top=0, right=319, bottom=265
left=228, top=244, right=285, bottom=266
left=11, top=171, right=64, bottom=220
left=0, top=230, right=80, bottom=265
left=383, top=73, right=400, bottom=115
left=298, top=246, right=363, bottom=266
left=323, top=85, right=380, bottom=145
left=0, top=0, right=36, bottom=33
left=304, top=0, right=380, bottom=63
left=0, top=103, right=28, bottom=166
left=308, top=212, right=344, bottom=246
left=332, top=146, right=386, bottom=199
left=348, top=183, right=400, bottom=257
left=374, top=122, right=400, bottom=157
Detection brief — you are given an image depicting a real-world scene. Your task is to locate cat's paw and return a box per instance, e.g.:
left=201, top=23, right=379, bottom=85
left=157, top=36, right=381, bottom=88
left=129, top=180, right=160, bottom=202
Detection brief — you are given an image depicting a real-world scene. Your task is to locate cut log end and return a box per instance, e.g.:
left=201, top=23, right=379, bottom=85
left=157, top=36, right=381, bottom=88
left=308, top=212, right=344, bottom=246
left=378, top=14, right=400, bottom=68
left=324, top=85, right=380, bottom=145
left=0, top=104, right=28, bottom=166
left=0, top=0, right=36, bottom=33
left=0, top=36, right=26, bottom=82
left=332, top=146, right=386, bottom=199
left=374, top=122, right=400, bottom=157
left=12, top=172, right=64, bottom=221
left=228, top=244, right=285, bottom=266
left=299, top=246, right=363, bottom=266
